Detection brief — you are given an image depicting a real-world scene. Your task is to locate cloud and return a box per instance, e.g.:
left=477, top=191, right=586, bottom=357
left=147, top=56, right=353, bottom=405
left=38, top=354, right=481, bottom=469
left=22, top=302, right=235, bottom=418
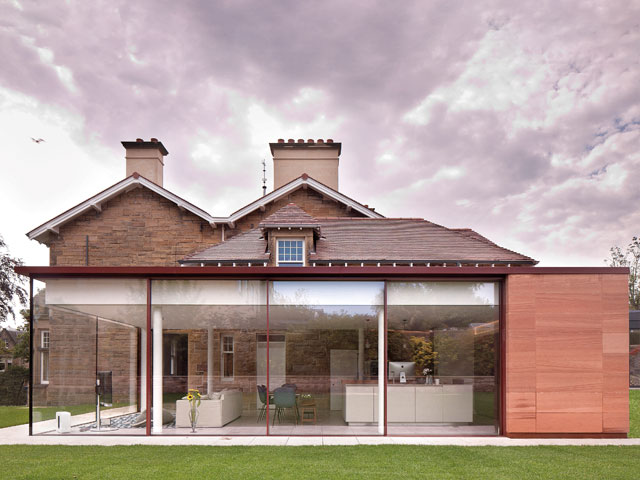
left=0, top=0, right=639, bottom=268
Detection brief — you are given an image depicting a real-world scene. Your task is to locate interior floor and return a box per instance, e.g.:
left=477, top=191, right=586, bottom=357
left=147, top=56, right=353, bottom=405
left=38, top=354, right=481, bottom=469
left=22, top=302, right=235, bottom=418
left=36, top=408, right=497, bottom=436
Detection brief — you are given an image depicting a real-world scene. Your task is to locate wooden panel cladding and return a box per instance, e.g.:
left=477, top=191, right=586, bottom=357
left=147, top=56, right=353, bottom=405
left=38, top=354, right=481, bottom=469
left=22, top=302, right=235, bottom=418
left=505, top=274, right=629, bottom=436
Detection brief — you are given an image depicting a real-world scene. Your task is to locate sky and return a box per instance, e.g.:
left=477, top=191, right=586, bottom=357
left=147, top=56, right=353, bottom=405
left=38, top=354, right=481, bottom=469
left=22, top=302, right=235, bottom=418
left=1, top=0, right=639, bottom=273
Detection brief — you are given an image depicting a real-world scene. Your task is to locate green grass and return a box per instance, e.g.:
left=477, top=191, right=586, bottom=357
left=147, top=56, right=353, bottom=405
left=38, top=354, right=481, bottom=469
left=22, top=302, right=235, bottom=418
left=0, top=403, right=131, bottom=429
left=0, top=445, right=639, bottom=479
left=630, top=389, right=639, bottom=438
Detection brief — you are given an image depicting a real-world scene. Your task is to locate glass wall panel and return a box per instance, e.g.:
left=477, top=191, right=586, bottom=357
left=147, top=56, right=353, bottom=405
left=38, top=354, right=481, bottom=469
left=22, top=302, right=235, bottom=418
left=269, top=281, right=384, bottom=435
left=386, top=282, right=500, bottom=435
left=151, top=280, right=267, bottom=435
left=32, top=278, right=144, bottom=435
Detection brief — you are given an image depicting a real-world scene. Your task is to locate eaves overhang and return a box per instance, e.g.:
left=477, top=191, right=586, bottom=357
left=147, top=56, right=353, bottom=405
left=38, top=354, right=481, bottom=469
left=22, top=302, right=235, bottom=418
left=226, top=175, right=384, bottom=223
left=14, top=265, right=629, bottom=279
left=27, top=174, right=220, bottom=244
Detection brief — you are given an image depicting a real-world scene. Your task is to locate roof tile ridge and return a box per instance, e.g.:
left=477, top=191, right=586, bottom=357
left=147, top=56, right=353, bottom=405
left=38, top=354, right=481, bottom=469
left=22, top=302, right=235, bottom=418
left=229, top=174, right=381, bottom=216
left=441, top=225, right=536, bottom=262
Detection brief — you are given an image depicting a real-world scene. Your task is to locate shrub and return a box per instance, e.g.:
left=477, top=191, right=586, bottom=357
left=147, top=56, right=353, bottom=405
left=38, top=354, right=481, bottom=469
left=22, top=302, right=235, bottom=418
left=0, top=366, right=28, bottom=405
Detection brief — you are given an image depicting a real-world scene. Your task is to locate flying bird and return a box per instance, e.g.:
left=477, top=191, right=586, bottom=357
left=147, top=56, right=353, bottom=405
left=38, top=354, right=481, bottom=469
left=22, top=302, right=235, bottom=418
left=31, top=137, right=45, bottom=143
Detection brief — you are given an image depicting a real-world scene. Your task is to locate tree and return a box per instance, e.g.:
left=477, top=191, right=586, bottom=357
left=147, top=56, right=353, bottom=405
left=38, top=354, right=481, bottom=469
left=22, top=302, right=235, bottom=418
left=0, top=235, right=27, bottom=322
left=606, top=236, right=640, bottom=310
left=12, top=309, right=30, bottom=362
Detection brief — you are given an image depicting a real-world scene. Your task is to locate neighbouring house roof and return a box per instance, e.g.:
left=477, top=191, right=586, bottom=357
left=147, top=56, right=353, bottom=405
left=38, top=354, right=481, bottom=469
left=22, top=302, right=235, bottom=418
left=259, top=203, right=320, bottom=230
left=0, top=328, right=19, bottom=345
left=27, top=173, right=381, bottom=244
left=182, top=206, right=537, bottom=265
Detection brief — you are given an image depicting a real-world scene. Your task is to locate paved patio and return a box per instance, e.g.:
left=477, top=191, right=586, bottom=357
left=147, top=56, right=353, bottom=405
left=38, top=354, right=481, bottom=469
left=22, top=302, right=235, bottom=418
left=1, top=423, right=639, bottom=446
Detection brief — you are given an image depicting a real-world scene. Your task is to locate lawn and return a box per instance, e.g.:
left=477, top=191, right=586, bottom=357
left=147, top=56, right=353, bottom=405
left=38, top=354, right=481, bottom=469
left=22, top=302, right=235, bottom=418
left=630, top=388, right=639, bottom=438
left=0, top=445, right=638, bottom=480
left=0, top=403, right=131, bottom=429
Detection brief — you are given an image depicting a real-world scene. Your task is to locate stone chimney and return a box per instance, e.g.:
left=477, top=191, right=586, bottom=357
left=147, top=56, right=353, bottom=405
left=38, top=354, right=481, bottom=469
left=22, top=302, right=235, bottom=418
left=269, top=138, right=341, bottom=191
left=121, top=138, right=169, bottom=186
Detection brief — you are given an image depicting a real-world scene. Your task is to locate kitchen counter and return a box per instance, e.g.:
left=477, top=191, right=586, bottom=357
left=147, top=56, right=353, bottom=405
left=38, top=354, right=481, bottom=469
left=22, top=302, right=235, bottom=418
left=344, top=383, right=473, bottom=424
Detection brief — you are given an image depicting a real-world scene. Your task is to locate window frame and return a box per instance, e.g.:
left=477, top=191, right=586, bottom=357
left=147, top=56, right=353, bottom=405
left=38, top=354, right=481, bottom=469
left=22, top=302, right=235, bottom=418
left=41, top=330, right=49, bottom=384
left=221, top=334, right=234, bottom=381
left=276, top=238, right=305, bottom=267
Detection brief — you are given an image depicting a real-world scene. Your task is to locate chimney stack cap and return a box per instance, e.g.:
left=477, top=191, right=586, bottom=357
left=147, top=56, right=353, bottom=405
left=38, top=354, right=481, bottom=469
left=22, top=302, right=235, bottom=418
left=121, top=139, right=169, bottom=155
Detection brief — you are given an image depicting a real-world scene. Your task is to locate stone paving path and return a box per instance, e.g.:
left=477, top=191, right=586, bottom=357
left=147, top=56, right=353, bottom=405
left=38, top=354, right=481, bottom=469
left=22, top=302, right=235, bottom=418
left=1, top=423, right=640, bottom=447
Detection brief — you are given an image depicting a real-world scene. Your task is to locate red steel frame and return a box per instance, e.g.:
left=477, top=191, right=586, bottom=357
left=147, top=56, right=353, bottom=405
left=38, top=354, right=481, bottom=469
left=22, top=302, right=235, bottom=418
left=19, top=265, right=627, bottom=437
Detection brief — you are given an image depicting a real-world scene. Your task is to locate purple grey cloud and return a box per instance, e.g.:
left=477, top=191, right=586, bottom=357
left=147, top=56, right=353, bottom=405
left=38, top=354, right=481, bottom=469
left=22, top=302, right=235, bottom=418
left=1, top=0, right=639, bottom=269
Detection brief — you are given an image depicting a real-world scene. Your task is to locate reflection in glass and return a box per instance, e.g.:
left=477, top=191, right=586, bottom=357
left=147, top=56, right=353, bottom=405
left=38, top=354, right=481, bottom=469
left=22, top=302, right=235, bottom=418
left=268, top=281, right=384, bottom=435
left=387, top=282, right=500, bottom=435
left=32, top=279, right=142, bottom=435
left=152, top=280, right=267, bottom=435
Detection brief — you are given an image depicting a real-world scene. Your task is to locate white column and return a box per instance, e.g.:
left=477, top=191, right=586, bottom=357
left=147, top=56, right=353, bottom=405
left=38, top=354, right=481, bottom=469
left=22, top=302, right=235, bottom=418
left=378, top=309, right=384, bottom=434
left=207, top=327, right=214, bottom=395
left=358, top=328, right=365, bottom=380
left=152, top=307, right=163, bottom=434
left=140, top=327, right=147, bottom=412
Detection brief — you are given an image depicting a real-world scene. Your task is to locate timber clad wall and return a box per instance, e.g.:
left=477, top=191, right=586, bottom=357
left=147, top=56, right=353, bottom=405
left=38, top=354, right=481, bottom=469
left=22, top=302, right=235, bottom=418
left=505, top=274, right=629, bottom=435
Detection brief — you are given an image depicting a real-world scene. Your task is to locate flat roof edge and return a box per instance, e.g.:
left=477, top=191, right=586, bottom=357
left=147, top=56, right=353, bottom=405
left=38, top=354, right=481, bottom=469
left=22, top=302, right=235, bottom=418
left=14, top=265, right=630, bottom=278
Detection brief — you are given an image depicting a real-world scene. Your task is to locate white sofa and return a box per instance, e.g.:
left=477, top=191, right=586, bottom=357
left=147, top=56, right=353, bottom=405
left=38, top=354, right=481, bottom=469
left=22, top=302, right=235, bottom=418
left=175, top=390, right=243, bottom=428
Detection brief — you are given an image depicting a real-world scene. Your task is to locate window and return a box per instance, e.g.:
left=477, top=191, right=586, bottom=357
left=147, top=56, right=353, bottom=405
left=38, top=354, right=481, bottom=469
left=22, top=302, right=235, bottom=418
left=221, top=335, right=234, bottom=380
left=41, top=330, right=49, bottom=384
left=4, top=340, right=8, bottom=349
left=0, top=362, right=4, bottom=372
left=163, top=334, right=188, bottom=377
left=277, top=239, right=304, bottom=266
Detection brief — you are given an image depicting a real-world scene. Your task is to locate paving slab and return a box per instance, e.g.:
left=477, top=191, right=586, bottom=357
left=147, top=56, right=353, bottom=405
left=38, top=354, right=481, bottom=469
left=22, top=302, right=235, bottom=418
left=1, top=424, right=640, bottom=446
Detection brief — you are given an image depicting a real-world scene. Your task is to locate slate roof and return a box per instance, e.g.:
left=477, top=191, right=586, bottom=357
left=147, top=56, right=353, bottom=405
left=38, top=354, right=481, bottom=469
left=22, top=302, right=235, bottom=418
left=313, top=218, right=534, bottom=263
left=259, top=203, right=320, bottom=229
left=182, top=205, right=537, bottom=265
left=183, top=229, right=269, bottom=264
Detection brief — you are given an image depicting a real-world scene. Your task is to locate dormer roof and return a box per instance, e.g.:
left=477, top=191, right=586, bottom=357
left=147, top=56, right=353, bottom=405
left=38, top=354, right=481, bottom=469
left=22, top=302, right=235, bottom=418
left=259, top=203, right=320, bottom=231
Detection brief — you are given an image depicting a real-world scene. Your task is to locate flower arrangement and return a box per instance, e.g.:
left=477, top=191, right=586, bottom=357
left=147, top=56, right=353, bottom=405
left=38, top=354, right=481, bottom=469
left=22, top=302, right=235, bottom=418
left=186, top=389, right=201, bottom=432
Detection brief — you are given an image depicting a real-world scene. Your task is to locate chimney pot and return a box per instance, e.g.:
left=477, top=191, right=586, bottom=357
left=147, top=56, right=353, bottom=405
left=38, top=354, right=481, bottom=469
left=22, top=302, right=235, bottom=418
left=150, top=137, right=158, bottom=143
left=317, top=139, right=324, bottom=143
left=278, top=138, right=285, bottom=143
left=288, top=139, right=295, bottom=143
left=327, top=139, right=334, bottom=143
left=297, top=139, right=304, bottom=143
left=136, top=138, right=143, bottom=142
left=307, top=139, right=314, bottom=143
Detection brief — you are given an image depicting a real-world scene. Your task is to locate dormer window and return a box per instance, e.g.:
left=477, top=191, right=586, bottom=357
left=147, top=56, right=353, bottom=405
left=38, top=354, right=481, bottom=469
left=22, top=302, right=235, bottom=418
left=277, top=239, right=304, bottom=267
